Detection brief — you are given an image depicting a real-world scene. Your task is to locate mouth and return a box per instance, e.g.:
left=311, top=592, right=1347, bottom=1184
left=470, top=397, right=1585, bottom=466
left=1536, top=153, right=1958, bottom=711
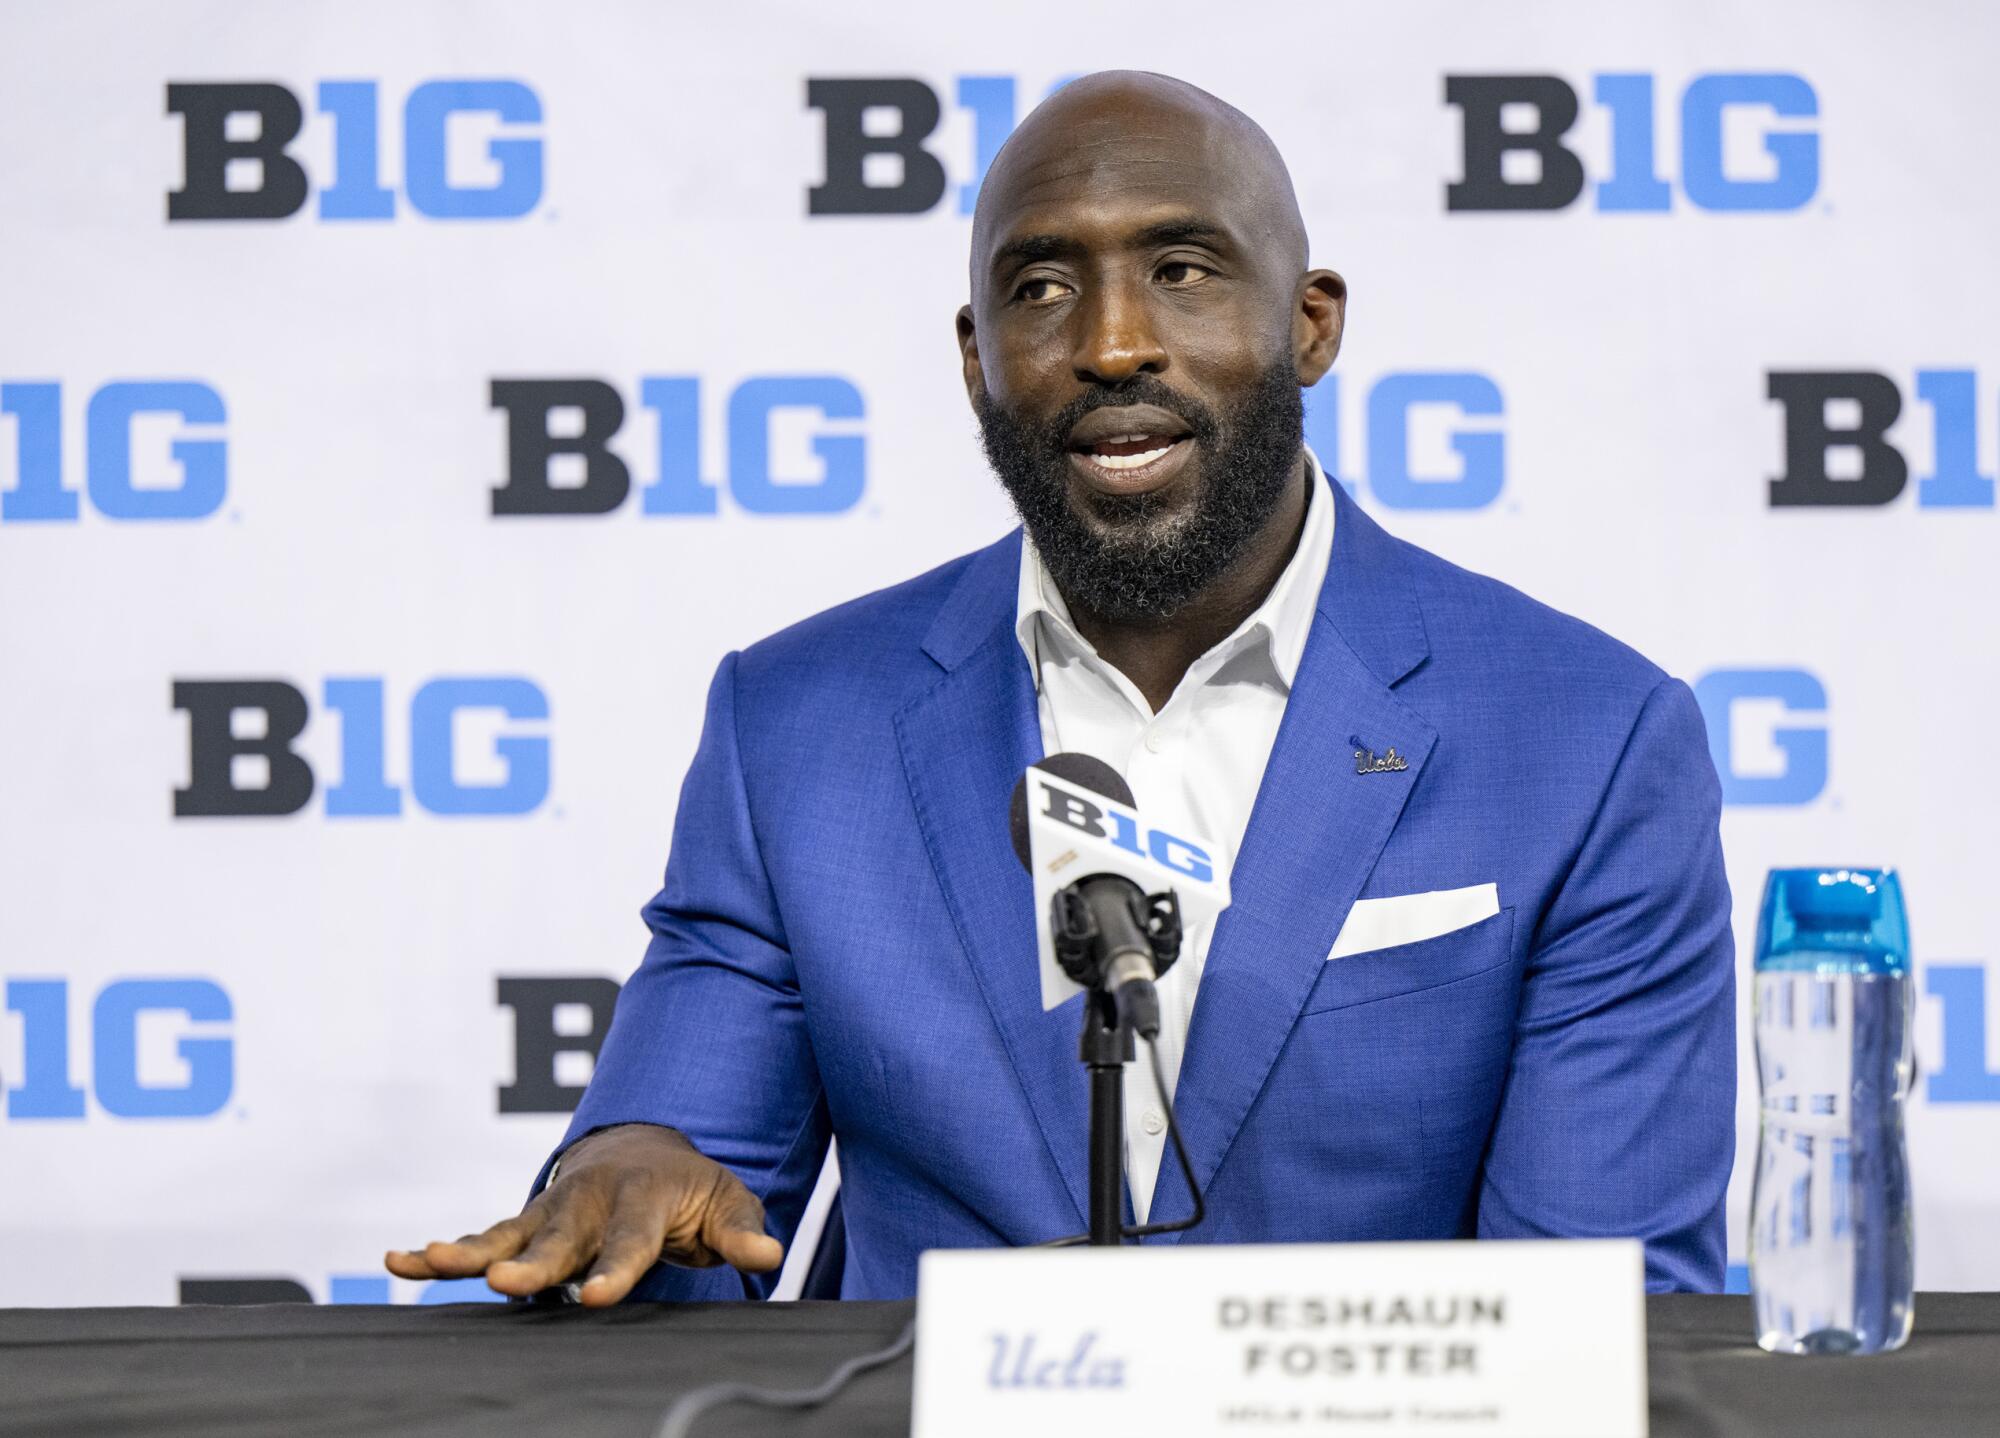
left=1076, top=434, right=1188, bottom=470
left=1064, top=404, right=1196, bottom=495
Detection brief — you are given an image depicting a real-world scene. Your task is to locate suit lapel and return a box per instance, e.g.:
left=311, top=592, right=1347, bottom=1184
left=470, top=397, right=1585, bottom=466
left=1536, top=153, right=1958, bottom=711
left=894, top=536, right=1090, bottom=1229
left=1145, top=480, right=1437, bottom=1237
left=896, top=481, right=1439, bottom=1239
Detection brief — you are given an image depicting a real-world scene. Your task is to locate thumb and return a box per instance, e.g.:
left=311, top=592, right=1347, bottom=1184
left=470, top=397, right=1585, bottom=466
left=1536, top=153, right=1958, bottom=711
left=703, top=1185, right=785, bottom=1273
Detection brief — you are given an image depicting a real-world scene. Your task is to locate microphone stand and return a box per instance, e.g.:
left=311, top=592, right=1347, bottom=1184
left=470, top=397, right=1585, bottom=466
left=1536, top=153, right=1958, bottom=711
left=1079, top=988, right=1134, bottom=1246
left=1051, top=878, right=1186, bottom=1247
left=1011, top=757, right=1207, bottom=1252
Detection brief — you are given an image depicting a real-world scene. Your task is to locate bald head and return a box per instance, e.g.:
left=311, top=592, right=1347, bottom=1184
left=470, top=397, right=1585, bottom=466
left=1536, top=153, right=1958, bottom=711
left=970, top=71, right=1309, bottom=301
left=955, top=71, right=1345, bottom=634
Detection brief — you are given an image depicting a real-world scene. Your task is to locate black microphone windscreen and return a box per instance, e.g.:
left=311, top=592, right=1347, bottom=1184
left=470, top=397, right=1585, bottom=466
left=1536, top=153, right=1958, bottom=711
left=1008, top=752, right=1136, bottom=870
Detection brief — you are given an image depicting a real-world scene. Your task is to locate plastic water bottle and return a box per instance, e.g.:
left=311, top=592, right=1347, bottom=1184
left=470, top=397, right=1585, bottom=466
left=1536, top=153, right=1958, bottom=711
left=1750, top=867, right=1914, bottom=1355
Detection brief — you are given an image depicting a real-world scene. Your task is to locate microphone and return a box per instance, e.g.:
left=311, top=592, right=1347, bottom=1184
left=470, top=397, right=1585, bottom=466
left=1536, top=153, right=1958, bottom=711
left=1007, top=751, right=1132, bottom=862
left=1009, top=753, right=1226, bottom=1245
left=1008, top=754, right=1178, bottom=1040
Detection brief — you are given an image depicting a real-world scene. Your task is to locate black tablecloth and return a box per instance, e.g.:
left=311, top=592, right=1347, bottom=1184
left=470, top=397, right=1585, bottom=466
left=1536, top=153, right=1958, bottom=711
left=2, top=1294, right=1995, bottom=1437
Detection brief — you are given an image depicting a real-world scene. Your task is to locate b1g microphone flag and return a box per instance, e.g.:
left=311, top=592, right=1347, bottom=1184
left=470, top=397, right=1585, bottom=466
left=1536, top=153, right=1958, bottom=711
left=1008, top=754, right=1232, bottom=1012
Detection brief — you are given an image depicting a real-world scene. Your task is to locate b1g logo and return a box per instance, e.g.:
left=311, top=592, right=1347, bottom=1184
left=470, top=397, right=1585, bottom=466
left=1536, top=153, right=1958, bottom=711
left=1768, top=370, right=1996, bottom=508
left=807, top=75, right=1069, bottom=216
left=497, top=975, right=621, bottom=1113
left=491, top=376, right=866, bottom=517
left=173, top=677, right=550, bottom=818
left=1927, top=964, right=2000, bottom=1104
left=4, top=978, right=232, bottom=1119
left=1691, top=668, right=1826, bottom=806
left=1, top=380, right=226, bottom=522
left=180, top=1275, right=501, bottom=1305
left=1446, top=73, right=1818, bottom=213
left=1035, top=776, right=1214, bottom=882
left=167, top=79, right=542, bottom=221
left=1304, top=372, right=1504, bottom=510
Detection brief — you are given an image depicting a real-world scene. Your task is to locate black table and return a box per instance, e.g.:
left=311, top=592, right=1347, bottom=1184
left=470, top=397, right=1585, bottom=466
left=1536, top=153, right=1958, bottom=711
left=3, top=1295, right=1994, bottom=1437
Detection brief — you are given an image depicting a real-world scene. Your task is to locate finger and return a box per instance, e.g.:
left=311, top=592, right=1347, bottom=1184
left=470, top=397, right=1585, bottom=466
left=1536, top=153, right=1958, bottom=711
left=488, top=1210, right=599, bottom=1297
left=384, top=1248, right=440, bottom=1280
left=701, top=1182, right=784, bottom=1274
left=577, top=1202, right=671, bottom=1308
left=416, top=1214, right=541, bottom=1279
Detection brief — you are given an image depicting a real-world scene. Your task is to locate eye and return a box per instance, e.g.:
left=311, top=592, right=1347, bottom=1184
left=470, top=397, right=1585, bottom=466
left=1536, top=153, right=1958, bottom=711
left=1013, top=276, right=1072, bottom=304
left=1156, top=260, right=1213, bottom=287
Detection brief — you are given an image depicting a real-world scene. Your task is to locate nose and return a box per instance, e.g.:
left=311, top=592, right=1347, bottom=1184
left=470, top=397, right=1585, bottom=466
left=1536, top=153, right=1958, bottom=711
left=1071, top=275, right=1168, bottom=385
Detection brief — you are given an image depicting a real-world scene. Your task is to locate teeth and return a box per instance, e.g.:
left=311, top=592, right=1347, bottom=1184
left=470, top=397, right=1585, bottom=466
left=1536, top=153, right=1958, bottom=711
left=1087, top=445, right=1172, bottom=470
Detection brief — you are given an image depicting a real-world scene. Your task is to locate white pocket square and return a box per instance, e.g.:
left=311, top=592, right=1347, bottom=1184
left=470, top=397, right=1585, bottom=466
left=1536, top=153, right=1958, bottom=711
left=1327, top=883, right=1500, bottom=960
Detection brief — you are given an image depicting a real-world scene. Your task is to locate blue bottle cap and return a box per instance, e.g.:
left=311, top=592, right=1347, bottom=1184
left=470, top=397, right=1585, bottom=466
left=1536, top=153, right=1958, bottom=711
left=1755, top=868, right=1909, bottom=974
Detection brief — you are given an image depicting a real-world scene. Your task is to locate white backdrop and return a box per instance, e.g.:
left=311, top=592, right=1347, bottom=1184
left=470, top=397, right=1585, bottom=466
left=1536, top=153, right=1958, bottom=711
left=2, top=0, right=1996, bottom=1305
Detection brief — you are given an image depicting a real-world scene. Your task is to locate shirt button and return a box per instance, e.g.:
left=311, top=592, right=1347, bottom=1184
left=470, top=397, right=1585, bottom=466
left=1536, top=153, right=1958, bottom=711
left=1141, top=1110, right=1166, bottom=1136
left=1143, top=727, right=1165, bottom=754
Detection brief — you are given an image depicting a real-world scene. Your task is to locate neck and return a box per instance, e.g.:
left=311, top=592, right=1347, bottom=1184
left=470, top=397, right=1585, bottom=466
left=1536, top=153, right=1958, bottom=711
left=1069, top=451, right=1312, bottom=713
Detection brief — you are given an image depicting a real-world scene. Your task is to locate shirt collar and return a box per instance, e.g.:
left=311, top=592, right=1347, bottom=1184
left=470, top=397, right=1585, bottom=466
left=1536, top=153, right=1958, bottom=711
left=1015, top=444, right=1335, bottom=694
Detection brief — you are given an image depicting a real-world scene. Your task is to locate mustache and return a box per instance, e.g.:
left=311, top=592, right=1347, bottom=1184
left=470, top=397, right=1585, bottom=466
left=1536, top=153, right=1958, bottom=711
left=1021, top=377, right=1221, bottom=451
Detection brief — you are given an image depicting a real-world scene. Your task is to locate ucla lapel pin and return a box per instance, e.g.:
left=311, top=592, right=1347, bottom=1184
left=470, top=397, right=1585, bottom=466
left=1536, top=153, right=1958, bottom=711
left=1351, top=736, right=1409, bottom=775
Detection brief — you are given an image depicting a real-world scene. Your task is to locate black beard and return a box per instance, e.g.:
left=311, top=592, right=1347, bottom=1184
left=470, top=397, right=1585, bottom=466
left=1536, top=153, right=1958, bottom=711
left=974, top=358, right=1305, bottom=622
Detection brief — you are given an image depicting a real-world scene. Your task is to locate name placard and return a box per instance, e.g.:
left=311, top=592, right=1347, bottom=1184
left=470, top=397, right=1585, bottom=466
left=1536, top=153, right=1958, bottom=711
left=912, top=1239, right=1647, bottom=1437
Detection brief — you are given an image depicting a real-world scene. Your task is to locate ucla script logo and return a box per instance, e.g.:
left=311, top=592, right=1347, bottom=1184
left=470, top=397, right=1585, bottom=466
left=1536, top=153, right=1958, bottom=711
left=987, top=1331, right=1127, bottom=1390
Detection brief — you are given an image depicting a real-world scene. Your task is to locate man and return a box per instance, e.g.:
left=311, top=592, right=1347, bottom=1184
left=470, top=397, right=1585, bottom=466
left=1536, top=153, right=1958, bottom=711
left=389, top=71, right=1734, bottom=1305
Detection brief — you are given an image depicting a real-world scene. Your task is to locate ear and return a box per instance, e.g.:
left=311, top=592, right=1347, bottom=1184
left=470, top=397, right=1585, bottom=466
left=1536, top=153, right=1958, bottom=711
left=956, top=304, right=985, bottom=407
left=1292, top=269, right=1346, bottom=386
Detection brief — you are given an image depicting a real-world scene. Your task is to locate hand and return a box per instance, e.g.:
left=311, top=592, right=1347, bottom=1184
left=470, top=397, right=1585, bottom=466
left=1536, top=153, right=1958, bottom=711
left=384, top=1124, right=785, bottom=1306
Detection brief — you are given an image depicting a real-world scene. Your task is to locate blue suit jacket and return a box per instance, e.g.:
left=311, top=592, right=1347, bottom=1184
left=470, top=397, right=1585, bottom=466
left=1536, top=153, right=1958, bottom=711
left=541, top=475, right=1736, bottom=1298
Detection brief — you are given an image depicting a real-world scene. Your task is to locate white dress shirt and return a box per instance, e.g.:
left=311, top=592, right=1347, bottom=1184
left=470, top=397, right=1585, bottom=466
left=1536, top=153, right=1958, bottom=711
left=1014, top=448, right=1335, bottom=1223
